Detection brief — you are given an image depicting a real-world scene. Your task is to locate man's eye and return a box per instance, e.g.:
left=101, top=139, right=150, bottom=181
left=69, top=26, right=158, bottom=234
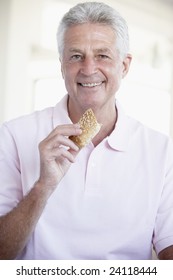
left=98, top=54, right=109, bottom=59
left=70, top=55, right=82, bottom=61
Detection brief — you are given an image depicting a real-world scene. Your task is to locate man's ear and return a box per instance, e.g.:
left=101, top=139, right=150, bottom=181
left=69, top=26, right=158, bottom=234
left=122, top=53, right=132, bottom=78
left=61, top=66, right=64, bottom=79
left=59, top=58, right=65, bottom=79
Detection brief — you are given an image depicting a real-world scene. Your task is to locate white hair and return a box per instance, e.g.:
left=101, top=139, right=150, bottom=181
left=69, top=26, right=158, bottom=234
left=57, top=2, right=130, bottom=59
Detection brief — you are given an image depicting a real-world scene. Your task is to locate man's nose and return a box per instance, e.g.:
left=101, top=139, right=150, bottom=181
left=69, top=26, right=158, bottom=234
left=80, top=57, right=98, bottom=76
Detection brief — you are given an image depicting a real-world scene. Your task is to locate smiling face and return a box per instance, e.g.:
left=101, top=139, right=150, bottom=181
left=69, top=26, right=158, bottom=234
left=60, top=23, right=131, bottom=120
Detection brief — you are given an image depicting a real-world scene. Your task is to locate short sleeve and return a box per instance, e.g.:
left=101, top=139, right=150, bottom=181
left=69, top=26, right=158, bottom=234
left=153, top=138, right=173, bottom=254
left=0, top=124, right=23, bottom=216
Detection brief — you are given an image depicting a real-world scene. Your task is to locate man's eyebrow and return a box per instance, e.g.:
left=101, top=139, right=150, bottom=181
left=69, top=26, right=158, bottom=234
left=69, top=48, right=82, bottom=53
left=95, top=48, right=111, bottom=53
left=68, top=48, right=111, bottom=53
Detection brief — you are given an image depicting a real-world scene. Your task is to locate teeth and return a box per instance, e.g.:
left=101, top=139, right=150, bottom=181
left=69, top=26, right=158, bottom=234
left=80, top=82, right=102, bottom=87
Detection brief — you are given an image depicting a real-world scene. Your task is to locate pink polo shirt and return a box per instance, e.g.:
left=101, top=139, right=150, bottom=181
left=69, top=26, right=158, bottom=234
left=0, top=95, right=173, bottom=260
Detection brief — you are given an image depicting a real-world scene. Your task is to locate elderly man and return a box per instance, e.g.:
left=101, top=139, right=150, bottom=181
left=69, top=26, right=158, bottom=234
left=0, top=2, right=173, bottom=259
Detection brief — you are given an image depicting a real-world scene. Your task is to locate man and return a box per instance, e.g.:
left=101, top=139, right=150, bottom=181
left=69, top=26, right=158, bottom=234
left=0, top=2, right=173, bottom=260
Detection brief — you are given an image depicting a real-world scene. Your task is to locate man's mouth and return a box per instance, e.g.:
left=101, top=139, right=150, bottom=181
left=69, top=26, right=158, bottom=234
left=78, top=82, right=103, bottom=87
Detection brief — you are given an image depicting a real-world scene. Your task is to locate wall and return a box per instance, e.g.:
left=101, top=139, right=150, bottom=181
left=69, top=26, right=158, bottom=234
left=0, top=0, right=43, bottom=123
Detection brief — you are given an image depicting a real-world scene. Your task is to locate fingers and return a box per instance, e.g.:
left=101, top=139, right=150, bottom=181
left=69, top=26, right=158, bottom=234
left=53, top=147, right=77, bottom=163
left=47, top=123, right=81, bottom=140
left=39, top=123, right=82, bottom=164
left=37, top=123, right=82, bottom=190
left=43, top=134, right=78, bottom=152
left=41, top=123, right=82, bottom=151
left=46, top=124, right=81, bottom=148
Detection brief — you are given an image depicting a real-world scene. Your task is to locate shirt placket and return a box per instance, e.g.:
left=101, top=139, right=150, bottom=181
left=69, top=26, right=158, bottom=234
left=84, top=144, right=103, bottom=195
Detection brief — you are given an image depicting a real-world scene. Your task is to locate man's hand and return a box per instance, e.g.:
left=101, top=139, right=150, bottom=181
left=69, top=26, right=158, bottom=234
left=38, top=123, right=82, bottom=192
left=0, top=123, right=82, bottom=259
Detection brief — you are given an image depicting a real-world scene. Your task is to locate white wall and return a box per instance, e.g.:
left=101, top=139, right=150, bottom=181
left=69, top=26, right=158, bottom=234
left=0, top=0, right=11, bottom=121
left=0, top=0, right=43, bottom=122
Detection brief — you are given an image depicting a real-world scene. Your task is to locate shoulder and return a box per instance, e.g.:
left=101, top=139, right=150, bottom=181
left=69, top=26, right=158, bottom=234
left=4, top=106, right=53, bottom=128
left=0, top=107, right=54, bottom=146
left=2, top=107, right=53, bottom=132
left=127, top=114, right=172, bottom=146
left=116, top=100, right=171, bottom=146
left=121, top=113, right=173, bottom=163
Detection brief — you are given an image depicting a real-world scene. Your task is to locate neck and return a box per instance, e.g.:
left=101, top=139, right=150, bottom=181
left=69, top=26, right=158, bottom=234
left=68, top=98, right=117, bottom=147
left=92, top=106, right=117, bottom=146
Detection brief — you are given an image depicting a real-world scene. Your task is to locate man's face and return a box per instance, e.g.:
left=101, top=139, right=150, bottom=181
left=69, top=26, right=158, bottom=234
left=61, top=23, right=131, bottom=114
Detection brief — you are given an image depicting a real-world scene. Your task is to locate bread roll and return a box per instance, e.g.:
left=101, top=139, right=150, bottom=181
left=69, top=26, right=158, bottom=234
left=69, top=108, right=101, bottom=148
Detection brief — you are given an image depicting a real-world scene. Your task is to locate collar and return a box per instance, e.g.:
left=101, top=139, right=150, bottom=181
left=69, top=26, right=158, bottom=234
left=53, top=94, right=72, bottom=128
left=107, top=100, right=134, bottom=152
left=53, top=95, right=133, bottom=152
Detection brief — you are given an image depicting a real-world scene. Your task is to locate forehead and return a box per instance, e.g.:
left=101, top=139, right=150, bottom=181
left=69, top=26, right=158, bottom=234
left=63, top=23, right=117, bottom=50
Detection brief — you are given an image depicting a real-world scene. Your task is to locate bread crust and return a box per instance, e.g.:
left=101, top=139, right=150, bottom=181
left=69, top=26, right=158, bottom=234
left=69, top=108, right=101, bottom=148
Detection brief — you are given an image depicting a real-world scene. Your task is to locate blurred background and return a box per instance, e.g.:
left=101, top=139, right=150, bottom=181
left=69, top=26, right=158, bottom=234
left=0, top=0, right=173, bottom=138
